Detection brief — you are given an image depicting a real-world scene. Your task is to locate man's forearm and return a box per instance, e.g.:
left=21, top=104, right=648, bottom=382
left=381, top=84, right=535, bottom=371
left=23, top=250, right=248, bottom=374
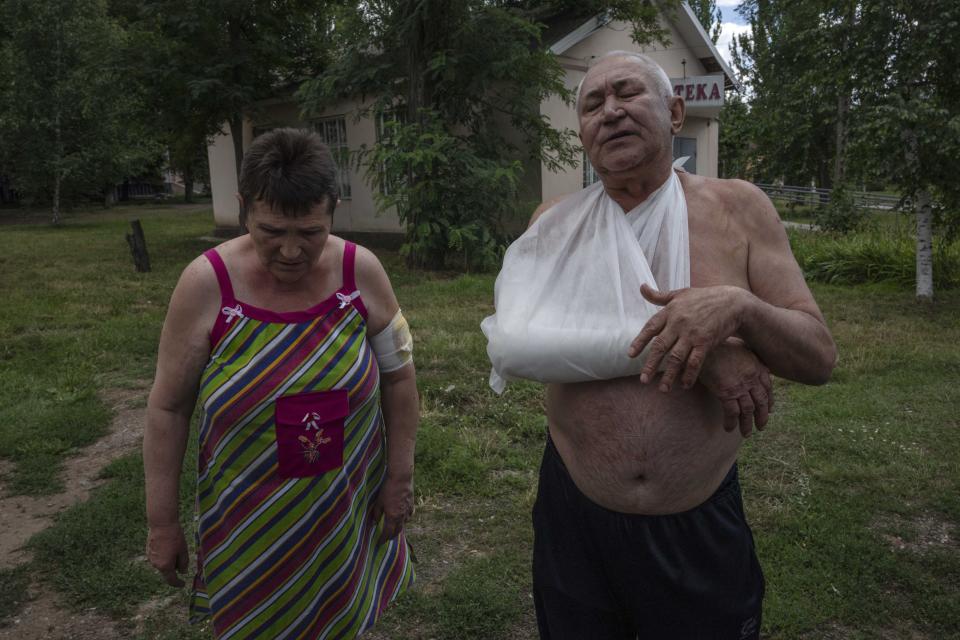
left=738, top=290, right=837, bottom=385
left=144, top=406, right=191, bottom=526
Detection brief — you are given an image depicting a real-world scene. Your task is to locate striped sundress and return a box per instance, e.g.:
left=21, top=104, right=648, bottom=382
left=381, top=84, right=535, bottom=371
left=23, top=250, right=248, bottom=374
left=189, top=242, right=414, bottom=639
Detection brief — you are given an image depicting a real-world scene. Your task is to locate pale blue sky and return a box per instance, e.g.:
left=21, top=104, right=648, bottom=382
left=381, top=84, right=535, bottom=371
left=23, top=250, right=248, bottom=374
left=717, top=0, right=747, bottom=25
left=713, top=0, right=750, bottom=64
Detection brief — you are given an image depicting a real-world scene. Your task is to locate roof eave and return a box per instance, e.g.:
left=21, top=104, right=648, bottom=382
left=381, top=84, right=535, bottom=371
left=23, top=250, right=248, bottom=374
left=549, top=12, right=613, bottom=55
left=671, top=2, right=742, bottom=92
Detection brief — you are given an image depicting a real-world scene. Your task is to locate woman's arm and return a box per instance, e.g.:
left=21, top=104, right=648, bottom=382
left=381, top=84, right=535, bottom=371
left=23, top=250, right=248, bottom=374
left=374, top=363, right=419, bottom=541
left=144, top=256, right=219, bottom=585
left=354, top=245, right=420, bottom=542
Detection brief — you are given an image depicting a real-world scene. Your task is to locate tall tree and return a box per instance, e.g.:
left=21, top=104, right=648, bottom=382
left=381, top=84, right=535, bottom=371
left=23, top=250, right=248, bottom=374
left=689, top=0, right=722, bottom=43
left=299, top=0, right=679, bottom=269
left=0, top=0, right=161, bottom=221
left=733, top=0, right=849, bottom=188
left=852, top=0, right=960, bottom=300
left=136, top=0, right=335, bottom=182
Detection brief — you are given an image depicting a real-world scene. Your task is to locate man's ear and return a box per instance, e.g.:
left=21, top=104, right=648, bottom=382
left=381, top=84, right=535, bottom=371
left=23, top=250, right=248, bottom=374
left=669, top=96, right=686, bottom=134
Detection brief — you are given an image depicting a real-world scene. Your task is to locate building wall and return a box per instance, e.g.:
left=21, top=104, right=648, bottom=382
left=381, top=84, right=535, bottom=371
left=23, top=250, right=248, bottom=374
left=208, top=99, right=401, bottom=234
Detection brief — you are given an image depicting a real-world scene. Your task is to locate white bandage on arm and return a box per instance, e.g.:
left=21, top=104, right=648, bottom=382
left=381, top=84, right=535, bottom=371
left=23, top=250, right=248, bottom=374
left=370, top=309, right=414, bottom=373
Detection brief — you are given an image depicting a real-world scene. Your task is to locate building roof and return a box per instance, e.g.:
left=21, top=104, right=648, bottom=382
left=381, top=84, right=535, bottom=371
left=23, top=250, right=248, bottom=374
left=547, top=3, right=741, bottom=92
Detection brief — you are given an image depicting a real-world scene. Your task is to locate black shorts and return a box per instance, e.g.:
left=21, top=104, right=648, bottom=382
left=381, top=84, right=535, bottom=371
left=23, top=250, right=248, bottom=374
left=532, top=438, right=764, bottom=640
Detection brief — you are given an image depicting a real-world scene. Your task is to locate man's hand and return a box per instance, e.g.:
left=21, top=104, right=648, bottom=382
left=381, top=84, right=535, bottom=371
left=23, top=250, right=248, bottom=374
left=628, top=284, right=748, bottom=391
left=699, top=341, right=774, bottom=437
left=371, top=473, right=414, bottom=544
left=146, top=522, right=189, bottom=587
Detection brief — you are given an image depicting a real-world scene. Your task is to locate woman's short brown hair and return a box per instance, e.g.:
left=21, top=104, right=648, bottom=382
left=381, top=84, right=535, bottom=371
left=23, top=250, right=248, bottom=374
left=238, top=127, right=339, bottom=228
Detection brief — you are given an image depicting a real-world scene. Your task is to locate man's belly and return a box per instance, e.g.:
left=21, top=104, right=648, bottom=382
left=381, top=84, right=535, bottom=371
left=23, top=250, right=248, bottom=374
left=546, top=375, right=742, bottom=515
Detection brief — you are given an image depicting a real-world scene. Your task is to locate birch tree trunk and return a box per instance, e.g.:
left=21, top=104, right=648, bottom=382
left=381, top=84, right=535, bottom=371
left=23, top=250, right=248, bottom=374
left=915, top=189, right=933, bottom=301
left=904, top=126, right=934, bottom=301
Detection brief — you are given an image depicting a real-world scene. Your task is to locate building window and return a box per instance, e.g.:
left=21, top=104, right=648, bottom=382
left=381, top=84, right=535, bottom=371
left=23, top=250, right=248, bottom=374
left=672, top=137, right=697, bottom=174
left=582, top=151, right=600, bottom=187
left=375, top=108, right=407, bottom=196
left=312, top=116, right=351, bottom=200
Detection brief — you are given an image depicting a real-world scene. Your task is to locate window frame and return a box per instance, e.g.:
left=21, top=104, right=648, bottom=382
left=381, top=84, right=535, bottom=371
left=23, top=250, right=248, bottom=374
left=311, top=115, right=352, bottom=200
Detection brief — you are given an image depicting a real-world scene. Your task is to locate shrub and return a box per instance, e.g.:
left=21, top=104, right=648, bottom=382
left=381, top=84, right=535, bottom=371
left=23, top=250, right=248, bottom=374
left=814, top=184, right=867, bottom=234
left=788, top=227, right=960, bottom=289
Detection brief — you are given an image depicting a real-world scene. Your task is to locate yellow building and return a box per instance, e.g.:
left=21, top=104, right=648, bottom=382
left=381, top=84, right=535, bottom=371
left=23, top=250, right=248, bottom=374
left=206, top=4, right=738, bottom=235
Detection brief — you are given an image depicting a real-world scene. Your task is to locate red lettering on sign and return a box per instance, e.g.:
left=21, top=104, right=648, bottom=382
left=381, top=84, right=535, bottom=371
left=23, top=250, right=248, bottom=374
left=674, top=85, right=683, bottom=96
left=685, top=84, right=694, bottom=101
left=696, top=84, right=707, bottom=100
left=709, top=84, right=721, bottom=100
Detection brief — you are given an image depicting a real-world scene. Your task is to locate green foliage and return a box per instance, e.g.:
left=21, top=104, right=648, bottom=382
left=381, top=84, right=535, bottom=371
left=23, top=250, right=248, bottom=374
left=0, top=565, right=30, bottom=625
left=299, top=0, right=678, bottom=269
left=0, top=0, right=164, bottom=217
left=849, top=1, right=960, bottom=218
left=115, top=0, right=337, bottom=183
left=718, top=93, right=752, bottom=179
left=815, top=183, right=866, bottom=234
left=688, top=0, right=722, bottom=43
left=789, top=227, right=960, bottom=289
left=731, top=1, right=853, bottom=187
left=363, top=112, right=517, bottom=270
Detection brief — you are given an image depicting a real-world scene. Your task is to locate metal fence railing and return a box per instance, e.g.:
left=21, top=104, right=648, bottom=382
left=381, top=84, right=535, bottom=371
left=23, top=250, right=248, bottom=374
left=754, top=183, right=903, bottom=211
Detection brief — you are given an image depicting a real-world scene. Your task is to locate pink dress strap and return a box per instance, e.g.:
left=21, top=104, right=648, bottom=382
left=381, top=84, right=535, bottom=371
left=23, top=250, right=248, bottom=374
left=203, top=249, right=240, bottom=347
left=203, top=249, right=236, bottom=303
left=341, top=241, right=368, bottom=320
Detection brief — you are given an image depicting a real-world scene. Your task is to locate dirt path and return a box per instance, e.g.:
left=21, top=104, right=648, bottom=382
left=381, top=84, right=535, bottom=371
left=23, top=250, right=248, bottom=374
left=0, top=385, right=147, bottom=638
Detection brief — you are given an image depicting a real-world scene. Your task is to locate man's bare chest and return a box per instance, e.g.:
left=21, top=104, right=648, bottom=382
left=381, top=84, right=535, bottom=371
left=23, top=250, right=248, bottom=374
left=687, top=206, right=750, bottom=289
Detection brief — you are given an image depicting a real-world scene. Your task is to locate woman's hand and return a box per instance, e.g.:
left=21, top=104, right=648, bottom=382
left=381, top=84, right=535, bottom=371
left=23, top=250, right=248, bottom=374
left=146, top=522, right=189, bottom=587
left=372, top=473, right=414, bottom=544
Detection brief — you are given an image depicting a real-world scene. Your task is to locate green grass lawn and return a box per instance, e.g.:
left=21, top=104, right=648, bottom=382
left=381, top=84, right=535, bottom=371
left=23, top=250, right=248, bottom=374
left=1, top=205, right=958, bottom=639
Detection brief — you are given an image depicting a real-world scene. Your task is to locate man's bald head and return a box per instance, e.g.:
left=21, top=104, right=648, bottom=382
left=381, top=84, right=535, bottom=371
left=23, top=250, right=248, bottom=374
left=576, top=51, right=674, bottom=113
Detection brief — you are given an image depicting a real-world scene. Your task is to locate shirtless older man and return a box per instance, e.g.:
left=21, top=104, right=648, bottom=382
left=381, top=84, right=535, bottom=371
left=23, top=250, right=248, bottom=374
left=528, top=52, right=836, bottom=639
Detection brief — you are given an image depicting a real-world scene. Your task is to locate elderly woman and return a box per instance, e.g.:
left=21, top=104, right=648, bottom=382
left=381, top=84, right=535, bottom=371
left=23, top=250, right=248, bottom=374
left=144, top=128, right=417, bottom=639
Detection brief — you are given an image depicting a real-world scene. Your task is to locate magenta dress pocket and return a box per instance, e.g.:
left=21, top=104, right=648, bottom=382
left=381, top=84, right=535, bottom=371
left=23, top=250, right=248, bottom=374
left=274, top=389, right=349, bottom=479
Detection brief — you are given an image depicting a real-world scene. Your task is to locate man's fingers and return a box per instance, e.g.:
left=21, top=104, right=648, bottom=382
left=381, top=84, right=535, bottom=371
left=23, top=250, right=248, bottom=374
left=639, top=333, right=676, bottom=384
left=658, top=341, right=692, bottom=392
left=629, top=311, right=667, bottom=359
left=639, top=284, right=677, bottom=306
left=761, top=370, right=775, bottom=412
left=751, top=386, right=769, bottom=430
left=721, top=399, right=739, bottom=432
left=738, top=395, right=755, bottom=438
left=680, top=345, right=708, bottom=389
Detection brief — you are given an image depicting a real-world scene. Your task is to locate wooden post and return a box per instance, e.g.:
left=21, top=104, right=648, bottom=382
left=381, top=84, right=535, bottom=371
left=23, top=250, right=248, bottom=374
left=126, top=219, right=151, bottom=272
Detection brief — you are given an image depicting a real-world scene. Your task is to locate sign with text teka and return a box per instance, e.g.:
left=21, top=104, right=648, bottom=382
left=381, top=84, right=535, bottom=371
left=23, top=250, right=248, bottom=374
left=670, top=75, right=724, bottom=107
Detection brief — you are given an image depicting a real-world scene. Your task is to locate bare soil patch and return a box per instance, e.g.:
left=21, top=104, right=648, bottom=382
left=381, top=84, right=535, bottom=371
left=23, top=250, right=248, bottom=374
left=874, top=512, right=957, bottom=554
left=0, top=385, right=148, bottom=639
left=0, top=385, right=147, bottom=569
left=801, top=621, right=931, bottom=640
left=0, top=580, right=121, bottom=640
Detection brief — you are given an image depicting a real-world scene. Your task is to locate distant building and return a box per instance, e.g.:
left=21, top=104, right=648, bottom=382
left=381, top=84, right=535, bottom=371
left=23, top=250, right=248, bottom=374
left=206, top=3, right=738, bottom=235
